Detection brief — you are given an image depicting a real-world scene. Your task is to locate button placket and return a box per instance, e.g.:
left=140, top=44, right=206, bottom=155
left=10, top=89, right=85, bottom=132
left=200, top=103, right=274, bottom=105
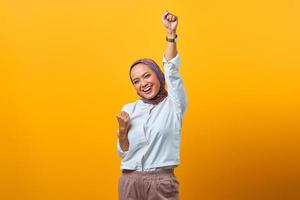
left=140, top=104, right=155, bottom=171
left=144, top=105, right=154, bottom=141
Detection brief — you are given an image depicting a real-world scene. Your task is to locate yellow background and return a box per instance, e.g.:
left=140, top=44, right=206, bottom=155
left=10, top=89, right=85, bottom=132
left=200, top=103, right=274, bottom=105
left=1, top=0, right=300, bottom=199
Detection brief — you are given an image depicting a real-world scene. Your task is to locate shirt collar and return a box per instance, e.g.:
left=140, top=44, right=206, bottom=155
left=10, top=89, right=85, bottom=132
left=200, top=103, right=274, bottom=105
left=137, top=99, right=153, bottom=109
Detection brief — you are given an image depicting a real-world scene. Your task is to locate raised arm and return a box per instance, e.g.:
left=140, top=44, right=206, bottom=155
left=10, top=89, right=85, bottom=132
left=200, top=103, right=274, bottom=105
left=161, top=11, right=188, bottom=116
left=162, top=11, right=178, bottom=61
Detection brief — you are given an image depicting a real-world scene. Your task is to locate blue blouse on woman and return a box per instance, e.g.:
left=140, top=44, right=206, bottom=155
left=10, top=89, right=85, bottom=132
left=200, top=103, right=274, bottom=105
left=117, top=53, right=188, bottom=171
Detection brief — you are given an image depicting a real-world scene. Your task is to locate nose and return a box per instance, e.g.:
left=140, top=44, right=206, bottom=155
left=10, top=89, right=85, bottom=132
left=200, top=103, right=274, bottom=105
left=140, top=79, right=148, bottom=87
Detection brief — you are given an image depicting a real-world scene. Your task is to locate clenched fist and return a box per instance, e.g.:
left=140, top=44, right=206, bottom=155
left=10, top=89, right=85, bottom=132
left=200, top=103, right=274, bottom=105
left=116, top=111, right=131, bottom=137
left=161, top=10, right=178, bottom=33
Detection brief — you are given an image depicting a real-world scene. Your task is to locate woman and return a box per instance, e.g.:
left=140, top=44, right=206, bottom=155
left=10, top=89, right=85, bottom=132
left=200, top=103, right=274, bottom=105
left=116, top=11, right=187, bottom=200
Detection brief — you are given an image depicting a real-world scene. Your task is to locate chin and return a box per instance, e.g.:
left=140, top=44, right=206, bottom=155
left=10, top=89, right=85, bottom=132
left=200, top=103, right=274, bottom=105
left=140, top=91, right=157, bottom=100
left=146, top=92, right=159, bottom=100
left=141, top=95, right=152, bottom=100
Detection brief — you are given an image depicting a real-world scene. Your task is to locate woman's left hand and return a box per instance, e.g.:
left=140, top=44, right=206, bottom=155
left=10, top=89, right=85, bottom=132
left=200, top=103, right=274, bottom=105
left=161, top=10, right=178, bottom=33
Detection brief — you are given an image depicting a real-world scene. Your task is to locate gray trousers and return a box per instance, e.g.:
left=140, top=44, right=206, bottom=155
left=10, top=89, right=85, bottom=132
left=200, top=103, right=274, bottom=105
left=118, top=168, right=179, bottom=200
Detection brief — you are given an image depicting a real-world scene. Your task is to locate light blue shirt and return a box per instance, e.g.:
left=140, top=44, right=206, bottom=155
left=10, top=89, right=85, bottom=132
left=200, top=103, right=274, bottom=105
left=117, top=53, right=188, bottom=171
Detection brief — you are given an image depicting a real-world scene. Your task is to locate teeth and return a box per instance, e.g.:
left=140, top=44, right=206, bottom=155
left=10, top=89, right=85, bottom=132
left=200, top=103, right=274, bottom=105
left=143, top=86, right=151, bottom=92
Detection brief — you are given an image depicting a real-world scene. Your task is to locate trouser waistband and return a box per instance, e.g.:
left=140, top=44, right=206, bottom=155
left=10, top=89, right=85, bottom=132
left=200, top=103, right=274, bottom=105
left=122, top=168, right=174, bottom=174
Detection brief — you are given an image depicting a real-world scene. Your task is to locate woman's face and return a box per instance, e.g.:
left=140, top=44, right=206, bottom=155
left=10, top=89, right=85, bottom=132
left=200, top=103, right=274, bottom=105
left=130, top=63, right=161, bottom=100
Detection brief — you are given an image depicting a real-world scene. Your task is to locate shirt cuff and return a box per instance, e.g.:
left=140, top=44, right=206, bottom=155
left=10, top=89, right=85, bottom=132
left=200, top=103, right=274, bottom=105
left=117, top=138, right=128, bottom=158
left=162, top=53, right=181, bottom=67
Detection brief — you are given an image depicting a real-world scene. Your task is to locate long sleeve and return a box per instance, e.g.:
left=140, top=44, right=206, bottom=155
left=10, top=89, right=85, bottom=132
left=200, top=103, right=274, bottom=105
left=163, top=53, right=188, bottom=116
left=116, top=104, right=129, bottom=159
left=117, top=129, right=128, bottom=158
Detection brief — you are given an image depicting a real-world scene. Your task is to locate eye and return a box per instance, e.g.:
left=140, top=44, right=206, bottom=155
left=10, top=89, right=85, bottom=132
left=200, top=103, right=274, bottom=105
left=133, top=80, right=139, bottom=84
left=144, top=73, right=150, bottom=78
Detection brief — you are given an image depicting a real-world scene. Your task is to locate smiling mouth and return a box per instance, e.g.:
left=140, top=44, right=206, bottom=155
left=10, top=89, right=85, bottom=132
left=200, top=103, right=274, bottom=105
left=143, top=86, right=152, bottom=94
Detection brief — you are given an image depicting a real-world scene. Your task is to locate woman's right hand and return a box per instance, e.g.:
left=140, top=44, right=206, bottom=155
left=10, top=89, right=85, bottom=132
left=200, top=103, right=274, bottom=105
left=162, top=10, right=178, bottom=34
left=116, top=111, right=131, bottom=137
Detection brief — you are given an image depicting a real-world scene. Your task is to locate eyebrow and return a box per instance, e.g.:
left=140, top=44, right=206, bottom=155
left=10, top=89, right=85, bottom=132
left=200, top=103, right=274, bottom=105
left=132, top=72, right=150, bottom=81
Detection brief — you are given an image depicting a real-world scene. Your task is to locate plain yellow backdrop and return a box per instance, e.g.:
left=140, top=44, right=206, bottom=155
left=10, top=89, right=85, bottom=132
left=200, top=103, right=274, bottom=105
left=1, top=0, right=300, bottom=199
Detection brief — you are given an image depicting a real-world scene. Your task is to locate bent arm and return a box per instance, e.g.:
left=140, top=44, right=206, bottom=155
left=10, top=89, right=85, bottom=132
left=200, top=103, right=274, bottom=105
left=117, top=131, right=129, bottom=158
left=119, top=133, right=129, bottom=152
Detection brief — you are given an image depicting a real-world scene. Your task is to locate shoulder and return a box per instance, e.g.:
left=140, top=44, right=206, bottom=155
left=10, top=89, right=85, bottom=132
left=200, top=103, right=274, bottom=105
left=120, top=100, right=140, bottom=114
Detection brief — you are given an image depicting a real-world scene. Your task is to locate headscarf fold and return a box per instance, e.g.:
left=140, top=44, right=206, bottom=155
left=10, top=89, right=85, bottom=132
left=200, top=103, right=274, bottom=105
left=130, top=58, right=168, bottom=105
